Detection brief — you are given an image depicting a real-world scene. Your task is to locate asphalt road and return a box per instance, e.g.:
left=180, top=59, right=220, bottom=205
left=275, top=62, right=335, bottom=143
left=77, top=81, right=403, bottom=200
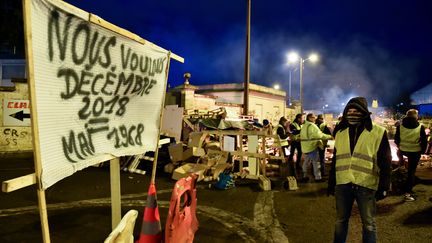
left=1, top=154, right=432, bottom=243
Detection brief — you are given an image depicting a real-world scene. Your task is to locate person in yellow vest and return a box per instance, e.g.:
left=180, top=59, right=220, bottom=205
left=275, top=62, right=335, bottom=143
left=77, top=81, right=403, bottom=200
left=289, top=113, right=304, bottom=178
left=276, top=117, right=294, bottom=174
left=276, top=117, right=290, bottom=150
left=327, top=97, right=392, bottom=243
left=300, top=113, right=333, bottom=182
left=394, top=109, right=427, bottom=202
left=316, top=114, right=332, bottom=176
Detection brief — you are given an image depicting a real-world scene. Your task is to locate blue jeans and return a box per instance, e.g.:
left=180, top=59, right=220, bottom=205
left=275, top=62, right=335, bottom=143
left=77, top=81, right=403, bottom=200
left=302, top=149, right=321, bottom=179
left=334, top=184, right=377, bottom=243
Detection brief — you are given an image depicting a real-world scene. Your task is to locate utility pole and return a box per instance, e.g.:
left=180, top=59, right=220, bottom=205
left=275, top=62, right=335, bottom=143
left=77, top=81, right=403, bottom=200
left=299, top=58, right=304, bottom=114
left=243, top=0, right=251, bottom=115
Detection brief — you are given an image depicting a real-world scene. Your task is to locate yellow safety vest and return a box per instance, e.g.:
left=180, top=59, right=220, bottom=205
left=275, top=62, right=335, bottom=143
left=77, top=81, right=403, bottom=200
left=400, top=125, right=421, bottom=152
left=290, top=122, right=302, bottom=141
left=276, top=124, right=289, bottom=147
left=301, top=121, right=332, bottom=153
left=334, top=123, right=385, bottom=190
left=319, top=122, right=327, bottom=132
left=319, top=122, right=329, bottom=147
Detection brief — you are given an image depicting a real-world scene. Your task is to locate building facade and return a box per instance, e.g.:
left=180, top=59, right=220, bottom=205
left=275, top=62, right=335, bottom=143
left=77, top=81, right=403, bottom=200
left=166, top=74, right=300, bottom=125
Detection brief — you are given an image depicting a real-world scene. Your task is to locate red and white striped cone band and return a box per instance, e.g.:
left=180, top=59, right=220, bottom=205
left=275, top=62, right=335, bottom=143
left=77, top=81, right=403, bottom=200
left=136, top=183, right=162, bottom=243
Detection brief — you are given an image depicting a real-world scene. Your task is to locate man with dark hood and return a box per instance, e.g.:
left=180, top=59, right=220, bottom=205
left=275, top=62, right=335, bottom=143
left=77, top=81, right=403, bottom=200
left=328, top=97, right=392, bottom=243
left=394, top=109, right=427, bottom=202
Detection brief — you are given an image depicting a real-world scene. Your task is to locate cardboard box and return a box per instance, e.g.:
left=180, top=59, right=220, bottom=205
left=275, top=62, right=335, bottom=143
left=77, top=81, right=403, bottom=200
left=182, top=147, right=206, bottom=160
left=172, top=163, right=208, bottom=181
left=168, top=143, right=184, bottom=162
left=164, top=163, right=176, bottom=174
left=207, top=150, right=229, bottom=165
left=188, top=132, right=207, bottom=148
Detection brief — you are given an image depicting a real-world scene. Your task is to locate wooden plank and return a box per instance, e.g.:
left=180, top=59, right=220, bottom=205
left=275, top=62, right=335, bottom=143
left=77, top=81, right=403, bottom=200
left=201, top=130, right=277, bottom=136
left=142, top=156, right=155, bottom=161
left=36, top=188, right=50, bottom=243
left=22, top=0, right=51, bottom=241
left=261, top=136, right=267, bottom=176
left=159, top=138, right=171, bottom=146
left=2, top=173, right=36, bottom=193
left=89, top=15, right=184, bottom=63
left=110, top=158, right=122, bottom=230
left=126, top=137, right=168, bottom=172
left=183, top=118, right=195, bottom=131
left=151, top=52, right=172, bottom=184
left=239, top=135, right=244, bottom=172
left=248, top=135, right=259, bottom=176
left=48, top=0, right=88, bottom=19
left=209, top=149, right=284, bottom=160
left=47, top=0, right=184, bottom=64
left=245, top=174, right=259, bottom=180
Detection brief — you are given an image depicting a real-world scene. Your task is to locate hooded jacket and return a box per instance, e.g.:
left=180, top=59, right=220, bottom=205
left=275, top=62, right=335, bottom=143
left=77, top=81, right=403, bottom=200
left=328, top=97, right=392, bottom=191
left=394, top=116, right=427, bottom=153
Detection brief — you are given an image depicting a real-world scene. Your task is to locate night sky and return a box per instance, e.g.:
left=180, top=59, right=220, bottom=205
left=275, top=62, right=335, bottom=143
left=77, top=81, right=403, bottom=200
left=66, top=0, right=432, bottom=111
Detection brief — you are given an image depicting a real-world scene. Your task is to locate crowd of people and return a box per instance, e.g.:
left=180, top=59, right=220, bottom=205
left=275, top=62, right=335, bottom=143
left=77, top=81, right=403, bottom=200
left=266, top=96, right=429, bottom=243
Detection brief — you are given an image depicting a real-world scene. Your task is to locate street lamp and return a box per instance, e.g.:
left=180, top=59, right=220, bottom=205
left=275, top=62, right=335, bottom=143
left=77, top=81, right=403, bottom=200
left=285, top=66, right=298, bottom=106
left=287, top=52, right=319, bottom=113
left=273, top=84, right=280, bottom=90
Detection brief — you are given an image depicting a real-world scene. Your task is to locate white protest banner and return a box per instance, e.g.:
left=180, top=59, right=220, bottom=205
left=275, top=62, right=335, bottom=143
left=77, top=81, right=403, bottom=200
left=27, top=0, right=170, bottom=189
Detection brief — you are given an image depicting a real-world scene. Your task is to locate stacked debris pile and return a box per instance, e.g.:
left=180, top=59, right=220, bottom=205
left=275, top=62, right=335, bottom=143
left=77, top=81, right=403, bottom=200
left=166, top=132, right=233, bottom=183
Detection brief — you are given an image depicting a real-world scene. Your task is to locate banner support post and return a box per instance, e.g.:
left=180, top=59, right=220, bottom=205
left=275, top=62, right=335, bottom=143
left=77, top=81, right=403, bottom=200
left=151, top=52, right=172, bottom=184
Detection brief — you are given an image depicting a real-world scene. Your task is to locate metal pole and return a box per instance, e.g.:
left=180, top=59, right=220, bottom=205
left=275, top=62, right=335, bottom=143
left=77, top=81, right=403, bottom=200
left=243, top=0, right=251, bottom=116
left=288, top=70, right=292, bottom=105
left=299, top=59, right=304, bottom=114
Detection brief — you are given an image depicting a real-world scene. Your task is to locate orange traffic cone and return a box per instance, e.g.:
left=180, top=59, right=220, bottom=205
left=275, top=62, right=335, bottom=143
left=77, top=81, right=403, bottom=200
left=136, top=183, right=162, bottom=243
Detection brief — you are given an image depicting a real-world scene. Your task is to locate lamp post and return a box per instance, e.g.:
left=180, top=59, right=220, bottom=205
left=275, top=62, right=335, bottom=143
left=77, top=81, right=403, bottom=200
left=288, top=70, right=292, bottom=105
left=243, top=0, right=251, bottom=116
left=287, top=52, right=319, bottom=113
left=287, top=68, right=295, bottom=105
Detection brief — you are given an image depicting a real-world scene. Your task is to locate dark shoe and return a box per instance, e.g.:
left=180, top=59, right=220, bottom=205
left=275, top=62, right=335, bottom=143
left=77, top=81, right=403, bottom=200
left=300, top=177, right=309, bottom=183
left=314, top=178, right=326, bottom=183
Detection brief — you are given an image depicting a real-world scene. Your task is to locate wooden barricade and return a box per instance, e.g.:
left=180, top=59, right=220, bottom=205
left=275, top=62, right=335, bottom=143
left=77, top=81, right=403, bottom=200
left=200, top=130, right=285, bottom=190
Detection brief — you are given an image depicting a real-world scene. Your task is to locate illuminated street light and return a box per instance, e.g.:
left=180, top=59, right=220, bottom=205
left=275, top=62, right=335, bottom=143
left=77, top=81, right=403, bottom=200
left=309, top=53, right=319, bottom=63
left=274, top=84, right=280, bottom=90
left=287, top=52, right=320, bottom=113
left=288, top=52, right=299, bottom=63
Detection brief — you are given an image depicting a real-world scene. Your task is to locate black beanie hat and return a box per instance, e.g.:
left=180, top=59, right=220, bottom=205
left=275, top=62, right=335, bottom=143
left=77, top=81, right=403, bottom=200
left=343, top=97, right=370, bottom=116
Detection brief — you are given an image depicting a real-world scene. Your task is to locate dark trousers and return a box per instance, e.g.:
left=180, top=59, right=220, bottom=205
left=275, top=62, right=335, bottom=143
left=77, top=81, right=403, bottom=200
left=318, top=147, right=326, bottom=176
left=334, top=184, right=377, bottom=243
left=400, top=151, right=421, bottom=194
left=288, top=141, right=302, bottom=174
left=281, top=145, right=295, bottom=177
